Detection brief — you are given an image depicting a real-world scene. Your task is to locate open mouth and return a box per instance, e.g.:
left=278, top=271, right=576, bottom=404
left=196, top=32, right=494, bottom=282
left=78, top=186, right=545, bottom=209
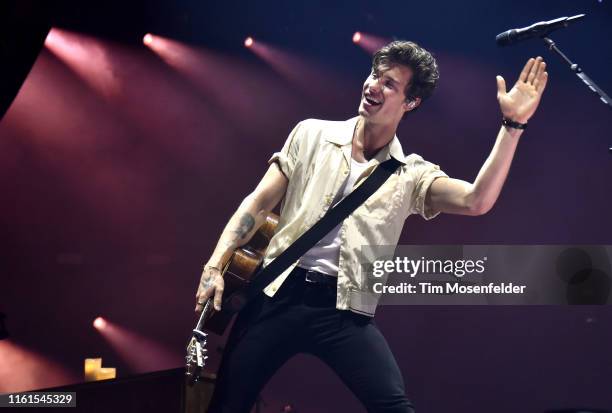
left=364, top=94, right=382, bottom=106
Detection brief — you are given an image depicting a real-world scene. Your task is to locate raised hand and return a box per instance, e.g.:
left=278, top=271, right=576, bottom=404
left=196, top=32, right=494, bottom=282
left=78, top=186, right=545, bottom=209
left=496, top=56, right=548, bottom=124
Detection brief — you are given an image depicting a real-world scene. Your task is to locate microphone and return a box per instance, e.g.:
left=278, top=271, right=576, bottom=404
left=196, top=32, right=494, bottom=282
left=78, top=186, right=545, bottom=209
left=496, top=14, right=585, bottom=46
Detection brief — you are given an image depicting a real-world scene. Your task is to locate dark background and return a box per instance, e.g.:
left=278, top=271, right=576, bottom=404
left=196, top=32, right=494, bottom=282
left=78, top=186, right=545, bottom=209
left=1, top=0, right=611, bottom=411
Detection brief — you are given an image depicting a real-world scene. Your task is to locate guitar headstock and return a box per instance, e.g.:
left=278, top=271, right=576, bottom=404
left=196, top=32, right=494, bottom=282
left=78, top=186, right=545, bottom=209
left=185, top=332, right=208, bottom=385
left=185, top=300, right=211, bottom=385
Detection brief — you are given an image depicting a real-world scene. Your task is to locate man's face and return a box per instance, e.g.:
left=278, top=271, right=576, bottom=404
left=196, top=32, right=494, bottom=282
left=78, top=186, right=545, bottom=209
left=358, top=63, right=417, bottom=126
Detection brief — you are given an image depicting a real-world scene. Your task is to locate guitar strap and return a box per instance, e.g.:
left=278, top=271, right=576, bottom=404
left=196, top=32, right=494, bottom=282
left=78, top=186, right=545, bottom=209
left=240, top=156, right=403, bottom=305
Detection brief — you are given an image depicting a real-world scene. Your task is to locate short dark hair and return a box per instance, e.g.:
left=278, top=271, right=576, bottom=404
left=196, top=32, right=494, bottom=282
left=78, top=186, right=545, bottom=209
left=372, top=40, right=439, bottom=111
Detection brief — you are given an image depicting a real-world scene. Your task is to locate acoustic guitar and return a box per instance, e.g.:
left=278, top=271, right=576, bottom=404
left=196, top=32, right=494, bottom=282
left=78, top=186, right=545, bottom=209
left=185, top=213, right=279, bottom=385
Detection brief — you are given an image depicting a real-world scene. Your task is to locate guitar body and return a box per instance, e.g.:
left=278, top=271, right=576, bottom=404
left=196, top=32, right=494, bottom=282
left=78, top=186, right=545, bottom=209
left=204, top=213, right=279, bottom=335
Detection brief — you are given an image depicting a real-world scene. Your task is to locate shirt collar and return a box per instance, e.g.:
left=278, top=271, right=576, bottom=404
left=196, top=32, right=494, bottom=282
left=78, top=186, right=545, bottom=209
left=323, top=116, right=407, bottom=165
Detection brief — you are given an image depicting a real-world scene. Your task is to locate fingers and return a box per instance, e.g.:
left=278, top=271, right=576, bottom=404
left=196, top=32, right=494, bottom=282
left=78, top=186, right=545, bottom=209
left=534, top=59, right=546, bottom=79
left=213, top=281, right=224, bottom=312
left=496, top=75, right=507, bottom=96
left=527, top=57, right=540, bottom=83
left=527, top=57, right=543, bottom=84
left=194, top=273, right=225, bottom=312
left=194, top=289, right=208, bottom=312
left=533, top=61, right=548, bottom=91
left=519, top=58, right=535, bottom=83
left=194, top=289, right=212, bottom=312
left=535, top=71, right=549, bottom=92
left=194, top=278, right=214, bottom=312
left=194, top=266, right=225, bottom=313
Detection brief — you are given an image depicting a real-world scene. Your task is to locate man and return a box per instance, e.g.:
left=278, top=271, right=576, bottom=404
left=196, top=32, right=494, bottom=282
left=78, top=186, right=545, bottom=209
left=196, top=41, right=548, bottom=412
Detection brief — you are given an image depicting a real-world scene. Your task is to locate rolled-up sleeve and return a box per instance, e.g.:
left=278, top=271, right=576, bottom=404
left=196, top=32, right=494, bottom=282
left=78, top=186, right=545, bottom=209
left=409, top=155, right=448, bottom=220
left=268, top=121, right=303, bottom=181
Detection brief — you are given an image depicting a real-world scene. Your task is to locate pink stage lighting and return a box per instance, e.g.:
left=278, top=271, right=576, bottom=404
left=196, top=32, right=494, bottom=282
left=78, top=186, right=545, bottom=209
left=352, top=32, right=391, bottom=55
left=245, top=39, right=355, bottom=114
left=93, top=317, right=107, bottom=330
left=144, top=34, right=303, bottom=135
left=244, top=37, right=254, bottom=48
left=0, top=340, right=78, bottom=393
left=93, top=318, right=182, bottom=373
left=143, top=33, right=154, bottom=46
left=44, top=28, right=121, bottom=98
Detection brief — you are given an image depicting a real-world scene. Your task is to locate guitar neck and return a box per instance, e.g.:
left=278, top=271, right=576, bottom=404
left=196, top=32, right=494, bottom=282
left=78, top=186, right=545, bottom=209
left=195, top=300, right=212, bottom=332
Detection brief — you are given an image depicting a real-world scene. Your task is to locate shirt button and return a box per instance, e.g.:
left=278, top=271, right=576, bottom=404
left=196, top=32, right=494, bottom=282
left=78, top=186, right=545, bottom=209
left=343, top=170, right=348, bottom=176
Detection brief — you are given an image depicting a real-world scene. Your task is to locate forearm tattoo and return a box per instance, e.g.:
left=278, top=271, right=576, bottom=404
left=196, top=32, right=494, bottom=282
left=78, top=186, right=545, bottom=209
left=233, top=213, right=255, bottom=240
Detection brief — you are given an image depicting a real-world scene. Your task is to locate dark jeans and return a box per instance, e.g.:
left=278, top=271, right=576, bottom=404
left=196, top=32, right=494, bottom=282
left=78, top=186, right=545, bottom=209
left=207, top=267, right=415, bottom=413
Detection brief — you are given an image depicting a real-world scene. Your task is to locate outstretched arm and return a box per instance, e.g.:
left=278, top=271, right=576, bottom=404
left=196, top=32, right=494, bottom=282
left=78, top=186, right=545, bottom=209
left=426, top=56, right=549, bottom=216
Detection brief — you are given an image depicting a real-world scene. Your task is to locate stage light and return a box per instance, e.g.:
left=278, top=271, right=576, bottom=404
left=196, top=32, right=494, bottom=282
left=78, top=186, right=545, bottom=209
left=352, top=32, right=390, bottom=55
left=93, top=318, right=182, bottom=372
left=44, top=28, right=122, bottom=97
left=143, top=33, right=153, bottom=46
left=244, top=37, right=254, bottom=48
left=93, top=316, right=107, bottom=330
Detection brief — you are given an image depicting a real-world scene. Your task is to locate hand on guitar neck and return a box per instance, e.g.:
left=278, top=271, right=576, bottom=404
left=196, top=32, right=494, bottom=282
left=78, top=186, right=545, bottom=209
left=195, top=265, right=225, bottom=312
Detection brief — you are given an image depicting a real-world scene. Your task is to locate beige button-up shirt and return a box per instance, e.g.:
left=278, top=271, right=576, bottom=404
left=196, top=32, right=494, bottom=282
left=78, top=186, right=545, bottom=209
left=262, top=117, right=447, bottom=315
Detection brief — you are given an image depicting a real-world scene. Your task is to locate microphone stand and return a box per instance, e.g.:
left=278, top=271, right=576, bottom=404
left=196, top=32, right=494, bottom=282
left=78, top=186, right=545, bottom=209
left=541, top=36, right=612, bottom=152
